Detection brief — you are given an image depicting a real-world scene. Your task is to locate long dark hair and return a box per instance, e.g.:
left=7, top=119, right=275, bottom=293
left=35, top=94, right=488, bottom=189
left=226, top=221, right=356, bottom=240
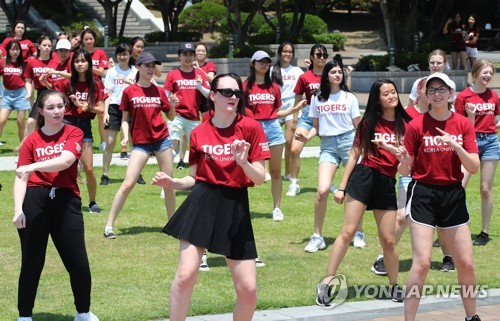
left=36, top=90, right=69, bottom=129
left=271, top=42, right=295, bottom=87
left=208, top=73, right=245, bottom=115
left=317, top=60, right=351, bottom=102
left=244, top=53, right=273, bottom=105
left=5, top=40, right=25, bottom=69
left=358, top=79, right=411, bottom=158
left=308, top=44, right=328, bottom=71
left=70, top=48, right=96, bottom=110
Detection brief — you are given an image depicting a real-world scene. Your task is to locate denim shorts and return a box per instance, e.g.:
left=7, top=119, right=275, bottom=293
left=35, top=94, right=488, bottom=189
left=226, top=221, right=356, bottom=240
left=258, top=118, right=285, bottom=147
left=397, top=175, right=412, bottom=189
left=167, top=115, right=200, bottom=141
left=278, top=97, right=295, bottom=123
left=132, top=135, right=172, bottom=154
left=1, top=87, right=31, bottom=111
left=477, top=133, right=500, bottom=161
left=0, top=80, right=3, bottom=98
left=297, top=105, right=313, bottom=131
left=318, top=130, right=355, bottom=165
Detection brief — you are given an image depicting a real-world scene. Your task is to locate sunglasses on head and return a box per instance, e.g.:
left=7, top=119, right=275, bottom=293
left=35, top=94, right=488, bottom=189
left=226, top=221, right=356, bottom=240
left=314, top=53, right=328, bottom=59
left=216, top=88, right=244, bottom=98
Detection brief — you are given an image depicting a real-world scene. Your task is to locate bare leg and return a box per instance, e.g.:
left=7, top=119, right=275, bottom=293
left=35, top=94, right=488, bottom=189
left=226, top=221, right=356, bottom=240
left=269, top=144, right=284, bottom=209
left=374, top=209, right=398, bottom=285
left=103, top=129, right=118, bottom=177
left=451, top=51, right=458, bottom=70
left=155, top=147, right=176, bottom=217
left=16, top=110, right=26, bottom=143
left=459, top=51, right=468, bottom=70
left=289, top=127, right=309, bottom=180
left=226, top=258, right=257, bottom=321
left=283, top=119, right=294, bottom=176
left=479, top=160, right=497, bottom=233
left=0, top=108, right=12, bottom=138
left=81, top=142, right=97, bottom=203
left=314, top=162, right=338, bottom=235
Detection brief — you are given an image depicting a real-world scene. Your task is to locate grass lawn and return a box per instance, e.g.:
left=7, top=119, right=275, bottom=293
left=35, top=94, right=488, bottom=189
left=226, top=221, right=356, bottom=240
left=0, top=114, right=498, bottom=321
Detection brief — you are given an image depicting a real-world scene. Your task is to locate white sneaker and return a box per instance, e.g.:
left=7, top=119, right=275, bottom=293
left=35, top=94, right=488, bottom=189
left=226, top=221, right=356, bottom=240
left=199, top=250, right=210, bottom=271
left=74, top=311, right=99, bottom=321
left=99, top=141, right=106, bottom=151
left=272, top=208, right=284, bottom=221
left=330, top=184, right=338, bottom=193
left=286, top=183, right=300, bottom=196
left=304, top=234, right=326, bottom=253
left=265, top=172, right=271, bottom=181
left=255, top=256, right=265, bottom=267
left=353, top=230, right=366, bottom=248
left=17, top=318, right=33, bottom=321
left=160, top=188, right=165, bottom=198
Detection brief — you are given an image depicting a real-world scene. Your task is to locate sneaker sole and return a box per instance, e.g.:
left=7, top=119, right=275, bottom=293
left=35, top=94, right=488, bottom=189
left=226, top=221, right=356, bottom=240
left=199, top=266, right=210, bottom=271
left=440, top=268, right=455, bottom=272
left=89, top=209, right=101, bottom=214
left=103, top=234, right=116, bottom=239
left=370, top=266, right=388, bottom=276
left=273, top=217, right=284, bottom=222
left=305, top=244, right=326, bottom=253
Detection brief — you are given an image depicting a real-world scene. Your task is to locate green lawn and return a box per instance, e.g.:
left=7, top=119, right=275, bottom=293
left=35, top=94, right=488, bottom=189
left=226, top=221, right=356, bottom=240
left=0, top=114, right=498, bottom=321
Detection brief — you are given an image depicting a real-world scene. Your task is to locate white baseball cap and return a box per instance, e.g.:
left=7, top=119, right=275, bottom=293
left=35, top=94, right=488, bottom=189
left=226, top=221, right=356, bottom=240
left=251, top=50, right=272, bottom=63
left=56, top=39, right=72, bottom=50
left=426, top=72, right=454, bottom=89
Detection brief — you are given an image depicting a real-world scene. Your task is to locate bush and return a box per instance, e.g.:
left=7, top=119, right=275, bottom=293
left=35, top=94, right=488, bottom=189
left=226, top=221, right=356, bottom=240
left=312, top=33, right=347, bottom=51
left=355, top=51, right=430, bottom=71
left=144, top=31, right=202, bottom=43
left=178, top=2, right=226, bottom=34
left=217, top=13, right=266, bottom=37
left=250, top=13, right=328, bottom=44
left=209, top=40, right=273, bottom=58
left=61, top=14, right=104, bottom=46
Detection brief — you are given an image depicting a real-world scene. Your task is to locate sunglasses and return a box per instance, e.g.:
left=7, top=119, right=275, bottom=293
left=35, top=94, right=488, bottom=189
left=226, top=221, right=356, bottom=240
left=216, top=88, right=244, bottom=98
left=314, top=53, right=329, bottom=59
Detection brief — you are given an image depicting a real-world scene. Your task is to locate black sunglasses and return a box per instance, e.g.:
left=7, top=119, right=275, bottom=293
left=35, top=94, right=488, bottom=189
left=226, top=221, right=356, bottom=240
left=314, top=53, right=329, bottom=59
left=216, top=88, right=244, bottom=98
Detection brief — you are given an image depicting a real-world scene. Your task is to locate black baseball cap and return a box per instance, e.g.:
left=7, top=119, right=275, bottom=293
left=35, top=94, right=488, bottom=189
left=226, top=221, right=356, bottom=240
left=178, top=42, right=195, bottom=55
left=135, top=52, right=161, bottom=65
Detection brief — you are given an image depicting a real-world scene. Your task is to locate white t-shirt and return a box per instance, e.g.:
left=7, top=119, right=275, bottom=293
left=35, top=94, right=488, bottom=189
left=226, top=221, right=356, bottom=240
left=271, top=65, right=304, bottom=100
left=309, top=90, right=360, bottom=136
left=409, top=76, right=457, bottom=103
left=104, top=65, right=138, bottom=105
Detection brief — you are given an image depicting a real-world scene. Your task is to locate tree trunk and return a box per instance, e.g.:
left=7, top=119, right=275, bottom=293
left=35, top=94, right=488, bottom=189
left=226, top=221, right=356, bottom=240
left=379, top=0, right=395, bottom=49
left=119, top=0, right=133, bottom=38
left=157, top=0, right=171, bottom=41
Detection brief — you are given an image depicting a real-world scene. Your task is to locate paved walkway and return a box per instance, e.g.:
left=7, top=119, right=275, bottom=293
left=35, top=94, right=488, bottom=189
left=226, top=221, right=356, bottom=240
left=156, top=288, right=500, bottom=321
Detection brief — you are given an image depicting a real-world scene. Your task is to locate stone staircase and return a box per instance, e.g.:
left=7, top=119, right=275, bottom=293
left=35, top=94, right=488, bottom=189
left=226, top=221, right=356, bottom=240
left=74, top=0, right=161, bottom=38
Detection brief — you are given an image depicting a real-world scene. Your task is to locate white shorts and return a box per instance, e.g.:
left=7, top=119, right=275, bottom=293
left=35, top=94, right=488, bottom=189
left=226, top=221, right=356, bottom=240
left=279, top=97, right=295, bottom=123
left=167, top=115, right=200, bottom=141
left=466, top=46, right=478, bottom=58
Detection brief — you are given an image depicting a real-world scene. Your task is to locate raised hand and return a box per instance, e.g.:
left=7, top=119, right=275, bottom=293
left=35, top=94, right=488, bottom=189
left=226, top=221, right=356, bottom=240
left=152, top=172, right=175, bottom=188
left=231, top=139, right=250, bottom=166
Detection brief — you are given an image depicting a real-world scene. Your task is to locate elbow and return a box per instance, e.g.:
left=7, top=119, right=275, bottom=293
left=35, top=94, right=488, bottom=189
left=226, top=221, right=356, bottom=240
left=467, top=162, right=480, bottom=174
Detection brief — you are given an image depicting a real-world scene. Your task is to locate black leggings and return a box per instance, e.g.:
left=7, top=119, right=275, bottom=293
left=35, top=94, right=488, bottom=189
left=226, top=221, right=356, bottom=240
left=18, top=187, right=91, bottom=317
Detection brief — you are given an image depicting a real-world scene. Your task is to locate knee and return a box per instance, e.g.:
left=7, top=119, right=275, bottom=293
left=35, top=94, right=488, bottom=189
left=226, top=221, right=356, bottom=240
left=235, top=282, right=257, bottom=307
left=83, top=165, right=95, bottom=175
left=316, top=188, right=330, bottom=201
left=172, top=270, right=198, bottom=293
left=411, top=258, right=431, bottom=275
left=380, top=237, right=396, bottom=253
left=454, top=257, right=475, bottom=275
left=339, top=228, right=356, bottom=243
left=480, top=186, right=492, bottom=200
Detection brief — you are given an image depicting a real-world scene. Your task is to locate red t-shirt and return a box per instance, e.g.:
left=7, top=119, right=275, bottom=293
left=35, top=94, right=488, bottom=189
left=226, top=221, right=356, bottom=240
left=465, top=27, right=480, bottom=48
left=405, top=112, right=478, bottom=185
left=164, top=68, right=209, bottom=121
left=190, top=114, right=271, bottom=188
left=354, top=117, right=402, bottom=178
left=455, top=87, right=499, bottom=134
left=59, top=79, right=108, bottom=119
left=0, top=62, right=24, bottom=90
left=90, top=49, right=108, bottom=79
left=47, top=59, right=72, bottom=91
left=202, top=108, right=255, bottom=122
left=294, top=70, right=321, bottom=104
left=120, top=84, right=171, bottom=144
left=23, top=57, right=59, bottom=90
left=17, top=124, right=83, bottom=198
left=1, top=38, right=37, bottom=61
left=243, top=82, right=282, bottom=120
left=405, top=105, right=425, bottom=120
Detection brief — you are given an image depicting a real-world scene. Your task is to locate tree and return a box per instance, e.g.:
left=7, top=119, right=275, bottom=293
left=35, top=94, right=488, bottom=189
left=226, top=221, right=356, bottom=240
left=157, top=0, right=189, bottom=41
left=224, top=0, right=265, bottom=46
left=96, top=0, right=121, bottom=38
left=0, top=0, right=34, bottom=25
left=119, top=0, right=133, bottom=38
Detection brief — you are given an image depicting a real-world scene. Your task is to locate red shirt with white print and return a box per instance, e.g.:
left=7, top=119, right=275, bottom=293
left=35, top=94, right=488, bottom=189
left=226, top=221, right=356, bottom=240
left=1, top=38, right=37, bottom=61
left=90, top=49, right=108, bottom=79
left=405, top=105, right=426, bottom=120
left=243, top=82, right=282, bottom=120
left=190, top=114, right=270, bottom=188
left=17, top=124, right=83, bottom=198
left=455, top=87, right=500, bottom=134
left=0, top=62, right=24, bottom=90
left=47, top=59, right=72, bottom=91
left=294, top=70, right=321, bottom=104
left=120, top=83, right=171, bottom=145
left=59, top=79, right=108, bottom=119
left=23, top=57, right=59, bottom=90
left=202, top=108, right=255, bottom=122
left=354, top=117, right=403, bottom=178
left=405, top=112, right=478, bottom=185
left=200, top=61, right=217, bottom=75
left=164, top=68, right=209, bottom=121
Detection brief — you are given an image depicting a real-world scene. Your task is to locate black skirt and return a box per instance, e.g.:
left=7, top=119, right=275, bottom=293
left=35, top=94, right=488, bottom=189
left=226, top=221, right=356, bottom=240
left=163, top=181, right=257, bottom=260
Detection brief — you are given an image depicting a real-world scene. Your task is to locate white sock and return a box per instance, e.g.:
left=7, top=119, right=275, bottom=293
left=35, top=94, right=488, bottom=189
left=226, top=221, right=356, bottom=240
left=291, top=178, right=298, bottom=184
left=105, top=226, right=113, bottom=232
left=312, top=233, right=321, bottom=238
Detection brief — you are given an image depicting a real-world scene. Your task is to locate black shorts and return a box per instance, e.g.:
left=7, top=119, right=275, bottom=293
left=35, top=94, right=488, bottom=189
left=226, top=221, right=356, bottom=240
left=450, top=43, right=466, bottom=52
left=163, top=181, right=257, bottom=260
left=405, top=180, right=469, bottom=228
left=28, top=88, right=49, bottom=119
left=105, top=104, right=122, bottom=131
left=346, top=163, right=397, bottom=211
left=64, top=116, right=93, bottom=142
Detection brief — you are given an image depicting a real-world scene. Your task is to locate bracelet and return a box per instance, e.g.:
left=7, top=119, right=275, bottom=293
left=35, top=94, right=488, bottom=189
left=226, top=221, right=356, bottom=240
left=455, top=146, right=463, bottom=154
left=337, top=188, right=345, bottom=192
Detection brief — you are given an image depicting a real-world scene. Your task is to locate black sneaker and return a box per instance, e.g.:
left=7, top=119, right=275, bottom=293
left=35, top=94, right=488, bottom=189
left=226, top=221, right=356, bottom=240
left=100, top=175, right=109, bottom=186
left=316, top=283, right=333, bottom=308
left=468, top=315, right=481, bottom=321
left=390, top=284, right=404, bottom=302
left=433, top=238, right=440, bottom=247
left=88, top=201, right=101, bottom=214
left=473, top=232, right=489, bottom=246
left=176, top=160, right=185, bottom=170
left=371, top=257, right=387, bottom=275
left=136, top=174, right=146, bottom=185
left=120, top=151, right=129, bottom=160
left=441, top=256, right=455, bottom=272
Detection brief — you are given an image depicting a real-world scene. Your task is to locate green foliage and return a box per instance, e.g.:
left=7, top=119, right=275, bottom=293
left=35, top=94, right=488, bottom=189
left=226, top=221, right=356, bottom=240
left=356, top=51, right=429, bottom=71
left=312, top=33, right=347, bottom=51
left=178, top=2, right=226, bottom=34
left=61, top=13, right=104, bottom=46
left=144, top=31, right=202, bottom=43
left=250, top=13, right=328, bottom=44
left=217, top=12, right=266, bottom=36
left=209, top=40, right=273, bottom=58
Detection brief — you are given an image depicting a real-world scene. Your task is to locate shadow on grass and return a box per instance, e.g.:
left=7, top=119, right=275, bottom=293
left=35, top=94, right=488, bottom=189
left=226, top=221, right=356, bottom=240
left=205, top=255, right=228, bottom=268
left=119, top=226, right=164, bottom=235
left=250, top=211, right=272, bottom=220
left=33, top=313, right=73, bottom=320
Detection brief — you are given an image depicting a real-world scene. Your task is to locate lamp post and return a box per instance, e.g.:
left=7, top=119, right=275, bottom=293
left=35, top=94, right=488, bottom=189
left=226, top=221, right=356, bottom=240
left=276, top=26, right=280, bottom=44
left=413, top=33, right=419, bottom=54
left=228, top=33, right=234, bottom=58
left=104, top=26, right=109, bottom=48
left=5, top=24, right=10, bottom=38
left=388, top=46, right=395, bottom=66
